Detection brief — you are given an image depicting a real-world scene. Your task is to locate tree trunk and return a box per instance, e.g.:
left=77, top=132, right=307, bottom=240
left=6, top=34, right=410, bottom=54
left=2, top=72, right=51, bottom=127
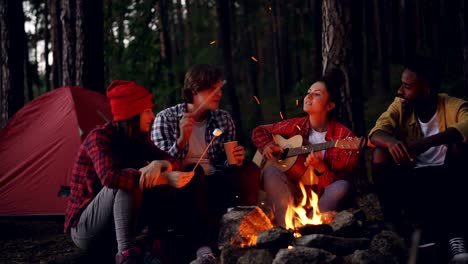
left=322, top=0, right=364, bottom=135
left=309, top=0, right=322, bottom=81
left=361, top=0, right=372, bottom=94
left=372, top=0, right=390, bottom=95
left=399, top=0, right=416, bottom=62
left=159, top=0, right=176, bottom=103
left=0, top=0, right=26, bottom=128
left=49, top=0, right=62, bottom=88
left=44, top=0, right=51, bottom=91
left=461, top=0, right=468, bottom=97
left=61, top=0, right=76, bottom=86
left=76, top=0, right=104, bottom=92
left=271, top=0, right=287, bottom=118
left=242, top=0, right=262, bottom=125
left=216, top=0, right=243, bottom=143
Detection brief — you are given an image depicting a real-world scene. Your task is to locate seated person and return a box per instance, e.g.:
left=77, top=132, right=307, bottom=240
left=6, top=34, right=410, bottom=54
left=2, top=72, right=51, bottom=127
left=368, top=55, right=468, bottom=263
left=251, top=69, right=360, bottom=228
left=151, top=64, right=261, bottom=256
left=64, top=80, right=199, bottom=264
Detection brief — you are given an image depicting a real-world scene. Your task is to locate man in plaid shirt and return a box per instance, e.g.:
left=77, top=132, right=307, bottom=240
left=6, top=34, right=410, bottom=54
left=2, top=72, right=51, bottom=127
left=151, top=64, right=260, bottom=257
left=64, top=80, right=197, bottom=264
left=252, top=70, right=359, bottom=228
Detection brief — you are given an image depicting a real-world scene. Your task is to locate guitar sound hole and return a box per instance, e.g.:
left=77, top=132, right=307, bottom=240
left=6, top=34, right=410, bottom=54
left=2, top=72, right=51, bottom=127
left=279, top=148, right=289, bottom=160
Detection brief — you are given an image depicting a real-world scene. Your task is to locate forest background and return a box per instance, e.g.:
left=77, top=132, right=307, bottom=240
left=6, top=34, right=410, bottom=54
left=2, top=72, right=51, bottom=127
left=2, top=0, right=468, bottom=164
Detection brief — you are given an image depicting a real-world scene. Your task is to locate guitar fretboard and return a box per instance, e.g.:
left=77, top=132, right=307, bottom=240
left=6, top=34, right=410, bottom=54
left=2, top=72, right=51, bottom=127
left=285, top=141, right=336, bottom=158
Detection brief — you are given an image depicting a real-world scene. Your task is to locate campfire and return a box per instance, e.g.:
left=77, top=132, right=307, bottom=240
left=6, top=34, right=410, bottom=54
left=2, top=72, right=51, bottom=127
left=285, top=170, right=323, bottom=232
left=214, top=190, right=408, bottom=264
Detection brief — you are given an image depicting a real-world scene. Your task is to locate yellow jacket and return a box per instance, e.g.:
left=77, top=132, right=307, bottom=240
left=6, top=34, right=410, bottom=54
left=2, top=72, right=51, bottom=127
left=369, top=94, right=468, bottom=144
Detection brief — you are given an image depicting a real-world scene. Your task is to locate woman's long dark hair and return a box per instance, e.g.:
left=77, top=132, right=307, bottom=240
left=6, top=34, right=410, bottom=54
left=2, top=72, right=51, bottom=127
left=318, top=69, right=344, bottom=120
left=110, top=114, right=153, bottom=168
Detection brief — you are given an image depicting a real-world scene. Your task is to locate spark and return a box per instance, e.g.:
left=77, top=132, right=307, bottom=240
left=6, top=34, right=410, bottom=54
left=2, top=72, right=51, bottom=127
left=251, top=56, right=258, bottom=62
left=210, top=40, right=216, bottom=45
left=280, top=112, right=284, bottom=120
left=253, top=95, right=261, bottom=105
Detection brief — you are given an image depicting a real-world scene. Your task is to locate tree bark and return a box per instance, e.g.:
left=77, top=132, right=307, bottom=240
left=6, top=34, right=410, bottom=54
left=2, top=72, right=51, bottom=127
left=0, top=0, right=26, bottom=128
left=159, top=0, right=176, bottom=103
left=461, top=0, right=468, bottom=97
left=372, top=0, right=390, bottom=95
left=217, top=0, right=243, bottom=142
left=61, top=0, right=76, bottom=86
left=271, top=0, right=286, bottom=118
left=49, top=0, right=62, bottom=88
left=309, top=0, right=322, bottom=82
left=44, top=0, right=51, bottom=91
left=322, top=0, right=364, bottom=135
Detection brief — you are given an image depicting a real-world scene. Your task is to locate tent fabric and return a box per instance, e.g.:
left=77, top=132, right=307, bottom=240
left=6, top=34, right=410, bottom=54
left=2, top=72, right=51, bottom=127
left=0, top=87, right=111, bottom=216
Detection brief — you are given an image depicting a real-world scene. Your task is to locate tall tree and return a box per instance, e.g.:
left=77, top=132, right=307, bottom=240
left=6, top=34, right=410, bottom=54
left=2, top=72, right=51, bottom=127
left=217, top=0, right=243, bottom=142
left=271, top=0, right=287, bottom=118
left=159, top=0, right=176, bottom=103
left=322, top=0, right=364, bottom=135
left=461, top=0, right=468, bottom=97
left=44, top=0, right=51, bottom=91
left=49, top=0, right=62, bottom=88
left=372, top=0, right=390, bottom=95
left=0, top=0, right=26, bottom=128
left=61, top=0, right=76, bottom=86
left=76, top=0, right=104, bottom=92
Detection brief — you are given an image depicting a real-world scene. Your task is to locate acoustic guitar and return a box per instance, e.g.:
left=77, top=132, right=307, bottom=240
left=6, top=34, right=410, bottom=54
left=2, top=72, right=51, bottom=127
left=252, top=134, right=366, bottom=181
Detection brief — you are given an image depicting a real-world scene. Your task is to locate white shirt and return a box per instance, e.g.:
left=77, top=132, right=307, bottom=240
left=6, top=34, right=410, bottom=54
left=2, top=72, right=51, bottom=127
left=184, top=119, right=215, bottom=175
left=414, top=112, right=447, bottom=168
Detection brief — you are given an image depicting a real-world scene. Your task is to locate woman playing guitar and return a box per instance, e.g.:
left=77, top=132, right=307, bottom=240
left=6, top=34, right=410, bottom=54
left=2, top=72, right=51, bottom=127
left=251, top=69, right=361, bottom=228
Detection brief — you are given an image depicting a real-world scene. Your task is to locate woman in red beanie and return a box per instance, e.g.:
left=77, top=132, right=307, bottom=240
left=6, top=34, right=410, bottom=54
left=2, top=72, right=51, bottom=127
left=64, top=80, right=195, bottom=264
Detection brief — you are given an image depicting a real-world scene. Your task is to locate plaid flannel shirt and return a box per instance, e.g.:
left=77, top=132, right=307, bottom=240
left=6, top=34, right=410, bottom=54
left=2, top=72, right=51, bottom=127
left=151, top=103, right=236, bottom=166
left=64, top=122, right=177, bottom=233
left=252, top=116, right=359, bottom=190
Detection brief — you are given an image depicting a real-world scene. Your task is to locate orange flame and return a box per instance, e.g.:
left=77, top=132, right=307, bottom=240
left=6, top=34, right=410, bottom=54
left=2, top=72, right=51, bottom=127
left=285, top=170, right=322, bottom=231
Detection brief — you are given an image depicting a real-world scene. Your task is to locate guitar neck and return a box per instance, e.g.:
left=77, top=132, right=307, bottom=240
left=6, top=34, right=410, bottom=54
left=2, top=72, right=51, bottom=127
left=286, top=141, right=336, bottom=158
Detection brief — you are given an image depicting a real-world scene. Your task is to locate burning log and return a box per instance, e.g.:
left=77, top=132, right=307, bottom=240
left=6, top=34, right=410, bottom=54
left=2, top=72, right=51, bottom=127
left=218, top=206, right=273, bottom=250
left=297, top=224, right=333, bottom=236
left=272, top=247, right=337, bottom=264
left=237, top=249, right=275, bottom=264
left=256, top=227, right=295, bottom=249
left=294, top=234, right=370, bottom=255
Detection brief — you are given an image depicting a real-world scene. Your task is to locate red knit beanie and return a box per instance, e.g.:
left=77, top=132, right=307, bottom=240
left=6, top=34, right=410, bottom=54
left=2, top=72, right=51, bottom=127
left=106, top=80, right=153, bottom=121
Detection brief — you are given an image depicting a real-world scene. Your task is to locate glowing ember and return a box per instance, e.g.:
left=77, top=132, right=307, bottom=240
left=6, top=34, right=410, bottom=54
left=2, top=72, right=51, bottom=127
left=279, top=112, right=284, bottom=120
left=295, top=125, right=301, bottom=131
left=296, top=99, right=299, bottom=106
left=253, top=95, right=261, bottom=105
left=251, top=56, right=258, bottom=62
left=210, top=40, right=216, bottom=45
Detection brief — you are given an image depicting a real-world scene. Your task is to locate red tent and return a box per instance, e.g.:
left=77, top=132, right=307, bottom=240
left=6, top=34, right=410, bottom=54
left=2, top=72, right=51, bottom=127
left=0, top=87, right=111, bottom=216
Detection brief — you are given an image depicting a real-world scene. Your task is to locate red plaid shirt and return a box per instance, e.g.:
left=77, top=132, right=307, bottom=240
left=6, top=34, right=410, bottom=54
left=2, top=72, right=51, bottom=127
left=252, top=116, right=359, bottom=191
left=64, top=122, right=178, bottom=233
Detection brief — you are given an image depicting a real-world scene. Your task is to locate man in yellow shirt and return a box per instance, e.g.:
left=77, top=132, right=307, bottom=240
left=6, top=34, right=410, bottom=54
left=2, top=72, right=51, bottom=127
left=368, top=56, right=468, bottom=263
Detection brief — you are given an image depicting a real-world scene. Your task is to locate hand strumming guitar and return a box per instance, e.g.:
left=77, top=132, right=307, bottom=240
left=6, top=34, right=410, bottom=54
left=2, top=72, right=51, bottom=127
left=262, top=142, right=283, bottom=161
left=304, top=151, right=327, bottom=173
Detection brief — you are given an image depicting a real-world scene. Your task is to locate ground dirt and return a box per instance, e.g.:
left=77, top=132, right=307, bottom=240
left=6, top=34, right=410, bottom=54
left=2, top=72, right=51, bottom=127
left=0, top=216, right=86, bottom=264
